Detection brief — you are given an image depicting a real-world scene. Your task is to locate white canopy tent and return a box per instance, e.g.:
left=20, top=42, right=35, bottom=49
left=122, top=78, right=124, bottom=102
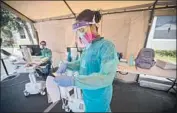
left=2, top=1, right=176, bottom=22
left=2, top=1, right=156, bottom=21
left=1, top=0, right=176, bottom=66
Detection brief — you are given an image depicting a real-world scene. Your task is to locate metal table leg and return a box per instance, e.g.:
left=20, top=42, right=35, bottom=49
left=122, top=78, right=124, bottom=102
left=1, top=59, right=9, bottom=76
left=167, top=78, right=177, bottom=93
left=136, top=74, right=140, bottom=82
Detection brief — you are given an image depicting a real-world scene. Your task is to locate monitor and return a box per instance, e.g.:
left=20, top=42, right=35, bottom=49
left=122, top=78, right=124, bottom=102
left=19, top=45, right=41, bottom=56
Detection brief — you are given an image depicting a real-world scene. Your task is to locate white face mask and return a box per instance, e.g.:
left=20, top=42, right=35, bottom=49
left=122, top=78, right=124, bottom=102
left=40, top=45, right=46, bottom=49
left=77, top=31, right=91, bottom=49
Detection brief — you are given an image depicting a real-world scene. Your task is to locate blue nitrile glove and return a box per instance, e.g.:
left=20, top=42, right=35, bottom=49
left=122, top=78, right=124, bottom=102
left=54, top=75, right=75, bottom=87
left=56, top=63, right=67, bottom=74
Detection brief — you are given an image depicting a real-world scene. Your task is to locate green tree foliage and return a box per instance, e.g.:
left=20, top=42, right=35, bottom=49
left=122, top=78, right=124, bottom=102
left=155, top=50, right=176, bottom=58
left=1, top=8, right=23, bottom=31
left=1, top=8, right=34, bottom=47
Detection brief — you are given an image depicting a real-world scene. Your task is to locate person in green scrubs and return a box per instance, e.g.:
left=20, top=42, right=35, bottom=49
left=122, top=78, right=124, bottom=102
left=36, top=41, right=52, bottom=78
left=40, top=41, right=52, bottom=60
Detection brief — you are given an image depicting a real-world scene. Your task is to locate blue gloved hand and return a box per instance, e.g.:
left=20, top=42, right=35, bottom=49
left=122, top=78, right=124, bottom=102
left=56, top=63, right=67, bottom=74
left=54, top=75, right=75, bottom=87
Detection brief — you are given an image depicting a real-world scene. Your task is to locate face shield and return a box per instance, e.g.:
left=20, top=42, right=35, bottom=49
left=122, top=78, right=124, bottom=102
left=72, top=17, right=98, bottom=48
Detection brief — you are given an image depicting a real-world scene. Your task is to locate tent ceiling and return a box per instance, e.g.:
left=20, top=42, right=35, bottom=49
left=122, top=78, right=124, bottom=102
left=4, top=1, right=71, bottom=21
left=5, top=1, right=155, bottom=21
left=66, top=1, right=154, bottom=13
left=3, top=0, right=176, bottom=22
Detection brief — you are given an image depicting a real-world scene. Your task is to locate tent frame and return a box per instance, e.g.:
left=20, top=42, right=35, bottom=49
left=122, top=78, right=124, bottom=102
left=144, top=0, right=159, bottom=47
left=34, top=0, right=176, bottom=23
left=1, top=0, right=176, bottom=46
left=63, top=0, right=76, bottom=18
left=1, top=0, right=176, bottom=23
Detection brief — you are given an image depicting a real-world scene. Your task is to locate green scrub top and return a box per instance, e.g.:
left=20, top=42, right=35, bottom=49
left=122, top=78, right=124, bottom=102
left=41, top=48, right=52, bottom=60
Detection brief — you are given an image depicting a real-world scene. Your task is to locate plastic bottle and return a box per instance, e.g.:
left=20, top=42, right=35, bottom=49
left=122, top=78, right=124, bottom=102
left=129, top=54, right=134, bottom=66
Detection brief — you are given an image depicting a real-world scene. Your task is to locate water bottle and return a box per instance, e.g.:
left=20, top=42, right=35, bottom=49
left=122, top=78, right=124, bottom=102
left=129, top=54, right=134, bottom=66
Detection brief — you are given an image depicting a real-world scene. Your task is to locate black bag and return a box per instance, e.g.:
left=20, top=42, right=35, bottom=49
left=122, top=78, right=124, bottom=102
left=135, top=48, right=156, bottom=69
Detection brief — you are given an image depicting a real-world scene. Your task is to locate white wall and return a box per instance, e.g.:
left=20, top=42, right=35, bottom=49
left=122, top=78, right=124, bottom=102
left=151, top=39, right=176, bottom=50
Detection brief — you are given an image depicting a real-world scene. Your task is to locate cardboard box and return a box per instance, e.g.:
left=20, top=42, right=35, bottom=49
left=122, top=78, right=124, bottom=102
left=156, top=59, right=176, bottom=70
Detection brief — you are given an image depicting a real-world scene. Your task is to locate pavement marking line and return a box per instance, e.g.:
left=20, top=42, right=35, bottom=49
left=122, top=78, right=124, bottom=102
left=43, top=100, right=59, bottom=113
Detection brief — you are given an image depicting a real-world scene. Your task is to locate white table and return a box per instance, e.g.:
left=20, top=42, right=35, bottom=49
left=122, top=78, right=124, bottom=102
left=117, top=62, right=176, bottom=92
left=14, top=56, right=49, bottom=73
left=117, top=62, right=176, bottom=79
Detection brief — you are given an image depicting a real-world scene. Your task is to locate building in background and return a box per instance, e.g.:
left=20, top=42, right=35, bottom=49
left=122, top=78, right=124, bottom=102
left=12, top=22, right=37, bottom=46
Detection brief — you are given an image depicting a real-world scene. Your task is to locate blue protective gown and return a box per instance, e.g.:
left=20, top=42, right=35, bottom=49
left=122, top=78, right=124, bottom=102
left=67, top=37, right=119, bottom=112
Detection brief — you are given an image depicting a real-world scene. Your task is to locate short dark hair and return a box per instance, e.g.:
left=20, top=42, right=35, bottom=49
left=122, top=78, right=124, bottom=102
left=40, top=41, right=46, bottom=45
left=76, top=9, right=102, bottom=23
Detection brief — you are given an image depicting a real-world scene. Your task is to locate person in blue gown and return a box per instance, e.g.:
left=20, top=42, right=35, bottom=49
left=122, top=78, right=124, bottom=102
left=54, top=9, right=119, bottom=112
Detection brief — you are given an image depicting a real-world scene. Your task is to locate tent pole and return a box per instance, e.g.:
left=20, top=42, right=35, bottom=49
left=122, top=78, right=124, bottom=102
left=144, top=0, right=159, bottom=48
left=35, top=6, right=176, bottom=23
left=34, top=6, right=176, bottom=23
left=1, top=59, right=9, bottom=76
left=101, top=5, right=176, bottom=15
left=101, top=1, right=175, bottom=14
left=63, top=0, right=76, bottom=18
